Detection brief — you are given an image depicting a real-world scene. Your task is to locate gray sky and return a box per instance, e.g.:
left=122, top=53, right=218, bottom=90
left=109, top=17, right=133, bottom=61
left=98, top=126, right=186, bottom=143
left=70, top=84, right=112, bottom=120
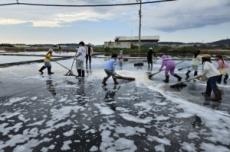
left=0, top=0, right=230, bottom=44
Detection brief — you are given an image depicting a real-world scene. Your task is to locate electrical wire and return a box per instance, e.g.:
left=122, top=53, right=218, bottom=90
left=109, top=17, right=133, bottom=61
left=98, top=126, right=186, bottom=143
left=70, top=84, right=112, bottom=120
left=0, top=0, right=177, bottom=7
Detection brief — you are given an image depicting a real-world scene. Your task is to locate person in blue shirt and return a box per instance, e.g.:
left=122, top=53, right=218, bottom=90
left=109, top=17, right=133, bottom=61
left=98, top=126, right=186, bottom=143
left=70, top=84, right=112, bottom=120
left=102, top=54, right=118, bottom=85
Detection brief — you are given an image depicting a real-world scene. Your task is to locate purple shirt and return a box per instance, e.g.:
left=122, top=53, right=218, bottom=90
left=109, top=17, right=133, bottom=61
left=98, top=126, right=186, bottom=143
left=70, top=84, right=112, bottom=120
left=159, top=55, right=175, bottom=71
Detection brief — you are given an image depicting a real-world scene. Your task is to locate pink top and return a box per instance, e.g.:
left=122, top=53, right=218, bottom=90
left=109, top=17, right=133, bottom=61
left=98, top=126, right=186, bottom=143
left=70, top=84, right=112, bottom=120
left=217, top=60, right=229, bottom=69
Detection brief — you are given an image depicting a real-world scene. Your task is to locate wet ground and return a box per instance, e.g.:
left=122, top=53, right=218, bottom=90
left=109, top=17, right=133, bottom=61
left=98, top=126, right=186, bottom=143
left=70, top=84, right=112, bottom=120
left=0, top=56, right=230, bottom=152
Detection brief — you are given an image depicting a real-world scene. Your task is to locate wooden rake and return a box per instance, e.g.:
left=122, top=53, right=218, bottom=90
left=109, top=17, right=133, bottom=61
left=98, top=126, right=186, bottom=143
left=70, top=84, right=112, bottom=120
left=170, top=75, right=200, bottom=88
left=114, top=72, right=135, bottom=81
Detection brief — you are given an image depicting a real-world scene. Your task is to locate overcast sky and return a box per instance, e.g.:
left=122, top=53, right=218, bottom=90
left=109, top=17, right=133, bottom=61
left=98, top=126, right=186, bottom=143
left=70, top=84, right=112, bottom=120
left=0, top=0, right=230, bottom=45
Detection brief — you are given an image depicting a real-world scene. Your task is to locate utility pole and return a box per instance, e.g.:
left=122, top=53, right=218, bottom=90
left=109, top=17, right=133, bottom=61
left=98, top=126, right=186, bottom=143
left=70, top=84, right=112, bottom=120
left=137, top=0, right=142, bottom=56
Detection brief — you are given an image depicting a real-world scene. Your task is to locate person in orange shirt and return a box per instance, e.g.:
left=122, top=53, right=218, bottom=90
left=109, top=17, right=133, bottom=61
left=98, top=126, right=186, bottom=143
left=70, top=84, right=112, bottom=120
left=39, top=48, right=54, bottom=75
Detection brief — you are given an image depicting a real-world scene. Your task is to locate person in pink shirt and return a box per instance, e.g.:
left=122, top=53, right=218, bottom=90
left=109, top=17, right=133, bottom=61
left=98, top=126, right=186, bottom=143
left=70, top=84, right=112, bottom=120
left=215, top=55, right=229, bottom=84
left=159, top=55, right=182, bottom=83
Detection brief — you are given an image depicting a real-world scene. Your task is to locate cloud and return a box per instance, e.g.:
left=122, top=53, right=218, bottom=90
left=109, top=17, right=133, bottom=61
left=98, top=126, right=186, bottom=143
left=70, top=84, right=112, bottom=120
left=0, top=0, right=130, bottom=27
left=0, top=18, right=27, bottom=25
left=1, top=0, right=230, bottom=31
left=140, top=0, right=230, bottom=32
left=32, top=20, right=61, bottom=27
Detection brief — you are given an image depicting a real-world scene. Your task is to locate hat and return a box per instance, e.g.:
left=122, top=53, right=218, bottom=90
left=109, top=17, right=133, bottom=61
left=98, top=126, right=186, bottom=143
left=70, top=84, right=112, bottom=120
left=48, top=48, right=53, bottom=52
left=161, top=55, right=167, bottom=59
left=149, top=47, right=153, bottom=50
left=202, top=54, right=211, bottom=58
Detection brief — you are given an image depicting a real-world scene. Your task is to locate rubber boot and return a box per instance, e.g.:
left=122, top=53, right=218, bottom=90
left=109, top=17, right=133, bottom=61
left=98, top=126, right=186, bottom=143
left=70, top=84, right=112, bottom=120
left=217, top=75, right=222, bottom=84
left=186, top=70, right=191, bottom=80
left=174, top=74, right=182, bottom=82
left=113, top=77, right=118, bottom=85
left=194, top=71, right=198, bottom=76
left=48, top=67, right=54, bottom=75
left=201, top=86, right=212, bottom=97
left=163, top=75, right=169, bottom=83
left=76, top=69, right=81, bottom=78
left=39, top=66, right=46, bottom=74
left=81, top=70, right=85, bottom=77
left=224, top=73, right=228, bottom=84
left=102, top=77, right=108, bottom=85
left=210, top=89, right=222, bottom=101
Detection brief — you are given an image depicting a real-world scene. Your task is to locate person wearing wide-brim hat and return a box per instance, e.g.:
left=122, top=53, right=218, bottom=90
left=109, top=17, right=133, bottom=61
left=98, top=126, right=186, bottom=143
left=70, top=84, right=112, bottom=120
left=85, top=43, right=94, bottom=66
left=197, top=54, right=222, bottom=101
left=39, top=48, right=54, bottom=75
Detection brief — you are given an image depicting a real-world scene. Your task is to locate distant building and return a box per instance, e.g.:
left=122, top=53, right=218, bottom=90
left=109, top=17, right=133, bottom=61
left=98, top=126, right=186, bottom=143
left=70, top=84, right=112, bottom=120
left=13, top=44, right=29, bottom=48
left=104, top=36, right=160, bottom=49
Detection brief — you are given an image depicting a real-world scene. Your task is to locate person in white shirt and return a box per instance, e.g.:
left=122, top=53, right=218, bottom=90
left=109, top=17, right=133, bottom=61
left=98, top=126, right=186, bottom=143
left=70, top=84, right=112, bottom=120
left=198, top=54, right=221, bottom=101
left=186, top=50, right=201, bottom=80
left=75, top=41, right=86, bottom=78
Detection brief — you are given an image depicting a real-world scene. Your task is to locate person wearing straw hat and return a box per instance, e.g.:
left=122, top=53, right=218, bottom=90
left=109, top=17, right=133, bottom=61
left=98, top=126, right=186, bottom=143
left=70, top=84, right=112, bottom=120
left=39, top=48, right=54, bottom=75
left=85, top=43, right=94, bottom=66
left=159, top=55, right=182, bottom=83
left=185, top=50, right=201, bottom=80
left=215, top=55, right=229, bottom=84
left=75, top=41, right=86, bottom=78
left=197, top=54, right=222, bottom=101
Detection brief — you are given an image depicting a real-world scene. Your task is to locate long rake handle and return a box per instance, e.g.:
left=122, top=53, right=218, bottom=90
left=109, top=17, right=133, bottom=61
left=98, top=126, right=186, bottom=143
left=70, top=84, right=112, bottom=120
left=171, top=75, right=200, bottom=86
left=178, top=66, right=191, bottom=71
left=70, top=58, right=75, bottom=70
left=54, top=61, right=71, bottom=70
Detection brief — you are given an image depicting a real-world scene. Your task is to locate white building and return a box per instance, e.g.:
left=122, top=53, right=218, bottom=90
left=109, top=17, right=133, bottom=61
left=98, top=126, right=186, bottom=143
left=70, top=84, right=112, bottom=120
left=104, top=36, right=160, bottom=48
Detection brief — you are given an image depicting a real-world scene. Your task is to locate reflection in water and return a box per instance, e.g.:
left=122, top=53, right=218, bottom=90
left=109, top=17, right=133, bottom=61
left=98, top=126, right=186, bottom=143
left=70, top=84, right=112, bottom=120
left=191, top=115, right=203, bottom=128
left=46, top=80, right=56, bottom=96
left=86, top=64, right=92, bottom=74
left=76, top=79, right=87, bottom=107
left=203, top=97, right=221, bottom=110
left=102, top=85, right=121, bottom=111
left=147, top=66, right=153, bottom=71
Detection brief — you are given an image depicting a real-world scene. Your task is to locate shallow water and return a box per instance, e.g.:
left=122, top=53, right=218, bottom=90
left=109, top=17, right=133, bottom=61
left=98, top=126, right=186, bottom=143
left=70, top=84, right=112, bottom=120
left=0, top=57, right=229, bottom=152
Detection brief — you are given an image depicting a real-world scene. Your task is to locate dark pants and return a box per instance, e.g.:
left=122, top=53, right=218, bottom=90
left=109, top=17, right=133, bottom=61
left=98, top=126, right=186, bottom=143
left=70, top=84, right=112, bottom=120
left=86, top=55, right=91, bottom=64
left=207, top=75, right=220, bottom=92
left=147, top=57, right=152, bottom=65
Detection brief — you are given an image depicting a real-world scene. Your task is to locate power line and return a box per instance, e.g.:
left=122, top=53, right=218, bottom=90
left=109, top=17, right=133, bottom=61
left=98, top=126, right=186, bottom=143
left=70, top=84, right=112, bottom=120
left=0, top=0, right=177, bottom=7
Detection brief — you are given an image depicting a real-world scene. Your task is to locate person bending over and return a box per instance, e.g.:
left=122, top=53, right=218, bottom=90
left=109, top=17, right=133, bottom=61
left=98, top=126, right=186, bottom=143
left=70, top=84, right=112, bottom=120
left=102, top=54, right=118, bottom=85
left=197, top=54, right=222, bottom=101
left=159, top=55, right=182, bottom=83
